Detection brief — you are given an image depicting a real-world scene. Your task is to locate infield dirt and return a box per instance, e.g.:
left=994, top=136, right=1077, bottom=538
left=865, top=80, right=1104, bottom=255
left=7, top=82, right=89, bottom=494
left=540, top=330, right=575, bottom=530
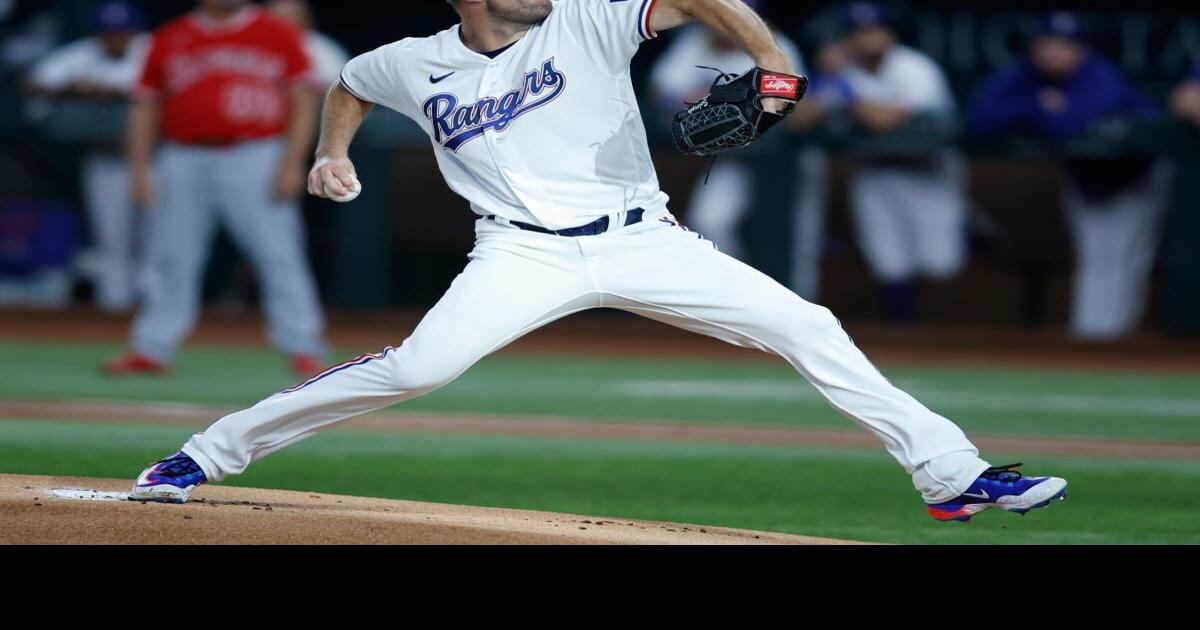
left=0, top=474, right=864, bottom=544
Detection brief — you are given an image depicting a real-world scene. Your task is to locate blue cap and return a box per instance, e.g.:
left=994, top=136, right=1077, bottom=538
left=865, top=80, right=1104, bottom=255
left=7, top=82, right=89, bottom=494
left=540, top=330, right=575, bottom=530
left=94, top=1, right=146, bottom=33
left=842, top=2, right=894, bottom=32
left=742, top=0, right=765, bottom=12
left=1038, top=10, right=1086, bottom=41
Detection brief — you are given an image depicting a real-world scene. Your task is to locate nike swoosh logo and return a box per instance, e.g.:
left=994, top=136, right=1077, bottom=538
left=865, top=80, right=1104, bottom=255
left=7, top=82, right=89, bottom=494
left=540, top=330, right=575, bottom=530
left=963, top=490, right=990, bottom=499
left=430, top=71, right=455, bottom=84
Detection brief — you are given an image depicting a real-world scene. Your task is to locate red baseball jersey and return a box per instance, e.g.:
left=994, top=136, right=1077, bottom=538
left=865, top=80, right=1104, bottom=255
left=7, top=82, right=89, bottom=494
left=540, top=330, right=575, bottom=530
left=136, top=7, right=313, bottom=144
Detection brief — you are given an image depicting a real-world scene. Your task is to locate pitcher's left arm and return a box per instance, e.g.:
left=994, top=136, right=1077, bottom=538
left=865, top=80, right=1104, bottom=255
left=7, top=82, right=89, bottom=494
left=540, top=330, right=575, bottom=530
left=650, top=0, right=792, bottom=79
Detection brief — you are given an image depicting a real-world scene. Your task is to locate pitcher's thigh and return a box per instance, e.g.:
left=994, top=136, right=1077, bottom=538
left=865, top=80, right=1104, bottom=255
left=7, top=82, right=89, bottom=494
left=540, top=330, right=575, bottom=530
left=608, top=231, right=839, bottom=354
left=391, top=244, right=600, bottom=388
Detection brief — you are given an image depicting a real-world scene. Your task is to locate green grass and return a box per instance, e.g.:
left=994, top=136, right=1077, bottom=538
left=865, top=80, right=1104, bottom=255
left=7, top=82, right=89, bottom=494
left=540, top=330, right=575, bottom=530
left=2, top=418, right=1198, bottom=544
left=1, top=340, right=1199, bottom=441
left=1, top=339, right=1198, bottom=544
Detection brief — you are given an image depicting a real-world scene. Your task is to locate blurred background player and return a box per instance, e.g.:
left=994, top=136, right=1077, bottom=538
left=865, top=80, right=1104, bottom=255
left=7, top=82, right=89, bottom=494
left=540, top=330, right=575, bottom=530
left=647, top=0, right=825, bottom=300
left=968, top=11, right=1165, bottom=341
left=24, top=1, right=149, bottom=313
left=827, top=1, right=966, bottom=323
left=786, top=39, right=858, bottom=301
left=103, top=0, right=328, bottom=377
left=267, top=0, right=349, bottom=89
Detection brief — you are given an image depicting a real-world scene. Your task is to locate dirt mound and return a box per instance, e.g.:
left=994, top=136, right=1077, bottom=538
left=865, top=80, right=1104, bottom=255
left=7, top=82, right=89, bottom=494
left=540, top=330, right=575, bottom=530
left=0, top=475, right=861, bottom=545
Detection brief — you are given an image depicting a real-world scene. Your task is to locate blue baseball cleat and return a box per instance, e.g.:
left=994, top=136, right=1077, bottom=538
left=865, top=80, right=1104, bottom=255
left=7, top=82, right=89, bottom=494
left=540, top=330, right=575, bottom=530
left=130, top=451, right=207, bottom=504
left=926, top=463, right=1067, bottom=522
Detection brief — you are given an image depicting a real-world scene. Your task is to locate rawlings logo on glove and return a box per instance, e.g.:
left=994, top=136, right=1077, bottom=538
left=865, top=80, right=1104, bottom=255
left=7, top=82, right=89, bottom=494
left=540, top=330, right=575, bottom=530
left=760, top=74, right=801, bottom=98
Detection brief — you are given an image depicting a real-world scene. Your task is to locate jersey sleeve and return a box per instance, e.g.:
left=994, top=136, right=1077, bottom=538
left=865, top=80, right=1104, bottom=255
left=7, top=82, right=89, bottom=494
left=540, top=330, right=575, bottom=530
left=895, top=53, right=955, bottom=112
left=278, top=24, right=315, bottom=86
left=134, top=31, right=167, bottom=99
left=339, top=39, right=418, bottom=118
left=966, top=67, right=1037, bottom=137
left=556, top=0, right=661, bottom=76
left=28, top=40, right=88, bottom=90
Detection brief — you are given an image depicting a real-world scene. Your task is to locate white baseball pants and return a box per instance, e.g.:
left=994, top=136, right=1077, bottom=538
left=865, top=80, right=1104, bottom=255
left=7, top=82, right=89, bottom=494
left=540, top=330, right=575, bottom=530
left=183, top=213, right=989, bottom=503
left=1063, top=162, right=1169, bottom=340
left=82, top=153, right=142, bottom=312
left=850, top=154, right=968, bottom=283
left=682, top=148, right=828, bottom=302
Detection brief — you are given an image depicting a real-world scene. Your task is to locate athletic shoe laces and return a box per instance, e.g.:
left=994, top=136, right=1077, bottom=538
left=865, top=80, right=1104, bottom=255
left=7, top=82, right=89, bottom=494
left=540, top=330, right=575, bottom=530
left=979, top=462, right=1025, bottom=485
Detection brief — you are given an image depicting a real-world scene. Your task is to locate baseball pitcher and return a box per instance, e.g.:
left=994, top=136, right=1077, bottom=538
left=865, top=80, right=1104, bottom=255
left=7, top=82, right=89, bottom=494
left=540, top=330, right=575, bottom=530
left=132, top=0, right=1067, bottom=524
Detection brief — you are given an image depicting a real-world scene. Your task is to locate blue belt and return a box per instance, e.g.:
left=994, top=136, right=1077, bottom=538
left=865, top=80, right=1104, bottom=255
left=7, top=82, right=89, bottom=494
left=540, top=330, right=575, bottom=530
left=487, top=208, right=645, bottom=237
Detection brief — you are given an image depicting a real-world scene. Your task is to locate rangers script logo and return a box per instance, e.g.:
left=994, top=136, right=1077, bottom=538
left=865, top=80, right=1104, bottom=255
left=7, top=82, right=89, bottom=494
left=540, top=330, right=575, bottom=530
left=422, top=58, right=567, bottom=152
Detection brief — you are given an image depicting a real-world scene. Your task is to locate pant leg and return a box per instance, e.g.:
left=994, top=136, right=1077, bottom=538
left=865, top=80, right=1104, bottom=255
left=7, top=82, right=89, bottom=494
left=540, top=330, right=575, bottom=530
left=850, top=168, right=917, bottom=283
left=791, top=148, right=828, bottom=301
left=592, top=218, right=988, bottom=503
left=82, top=153, right=138, bottom=312
left=209, top=140, right=326, bottom=358
left=908, top=154, right=968, bottom=281
left=1063, top=167, right=1167, bottom=340
left=182, top=220, right=598, bottom=481
left=130, top=145, right=218, bottom=362
left=683, top=160, right=753, bottom=260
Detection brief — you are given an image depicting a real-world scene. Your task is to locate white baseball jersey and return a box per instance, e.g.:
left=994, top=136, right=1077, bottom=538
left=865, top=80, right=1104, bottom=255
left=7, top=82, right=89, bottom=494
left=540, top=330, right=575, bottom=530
left=305, top=31, right=350, bottom=89
left=339, top=0, right=669, bottom=230
left=28, top=34, right=150, bottom=92
left=841, top=44, right=955, bottom=113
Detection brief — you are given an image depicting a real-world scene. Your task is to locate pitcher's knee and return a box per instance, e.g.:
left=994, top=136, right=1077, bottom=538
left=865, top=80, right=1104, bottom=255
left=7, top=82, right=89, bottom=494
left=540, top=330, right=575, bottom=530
left=784, top=302, right=843, bottom=337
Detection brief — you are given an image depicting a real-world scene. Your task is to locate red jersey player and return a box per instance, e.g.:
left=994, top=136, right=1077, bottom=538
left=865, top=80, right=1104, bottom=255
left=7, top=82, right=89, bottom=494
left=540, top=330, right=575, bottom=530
left=105, top=0, right=329, bottom=378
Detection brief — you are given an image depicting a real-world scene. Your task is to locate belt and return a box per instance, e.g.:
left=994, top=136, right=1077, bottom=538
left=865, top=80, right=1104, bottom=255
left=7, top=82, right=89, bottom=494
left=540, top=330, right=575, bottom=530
left=486, top=208, right=644, bottom=237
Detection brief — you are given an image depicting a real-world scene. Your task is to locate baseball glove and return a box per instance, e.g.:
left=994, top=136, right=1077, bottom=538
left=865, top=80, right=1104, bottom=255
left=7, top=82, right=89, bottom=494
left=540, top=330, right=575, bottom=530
left=671, top=67, right=808, bottom=157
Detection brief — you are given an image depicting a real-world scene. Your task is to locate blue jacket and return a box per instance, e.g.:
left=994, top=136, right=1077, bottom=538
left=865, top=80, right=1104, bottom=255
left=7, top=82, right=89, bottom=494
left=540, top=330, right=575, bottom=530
left=967, top=53, right=1157, bottom=141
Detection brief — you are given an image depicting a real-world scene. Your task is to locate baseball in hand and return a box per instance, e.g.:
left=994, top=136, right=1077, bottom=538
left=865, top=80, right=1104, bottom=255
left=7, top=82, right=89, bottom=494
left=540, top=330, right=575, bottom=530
left=325, top=177, right=362, bottom=203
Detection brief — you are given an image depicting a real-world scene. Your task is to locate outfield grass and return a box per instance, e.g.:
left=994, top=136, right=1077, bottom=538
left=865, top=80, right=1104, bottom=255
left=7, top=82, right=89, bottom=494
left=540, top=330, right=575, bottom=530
left=2, top=341, right=1199, bottom=441
left=2, top=340, right=1199, bottom=544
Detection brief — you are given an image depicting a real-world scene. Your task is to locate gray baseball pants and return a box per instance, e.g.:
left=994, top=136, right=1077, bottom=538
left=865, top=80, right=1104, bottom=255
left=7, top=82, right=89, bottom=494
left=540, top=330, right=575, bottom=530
left=130, top=138, right=326, bottom=361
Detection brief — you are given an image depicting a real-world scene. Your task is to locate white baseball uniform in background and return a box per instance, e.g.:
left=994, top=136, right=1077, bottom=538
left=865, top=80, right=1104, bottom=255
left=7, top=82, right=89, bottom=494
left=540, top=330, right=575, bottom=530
left=304, top=30, right=350, bottom=88
left=649, top=25, right=827, bottom=301
left=28, top=34, right=151, bottom=312
left=840, top=44, right=967, bottom=284
left=181, top=0, right=990, bottom=503
left=1063, top=161, right=1170, bottom=339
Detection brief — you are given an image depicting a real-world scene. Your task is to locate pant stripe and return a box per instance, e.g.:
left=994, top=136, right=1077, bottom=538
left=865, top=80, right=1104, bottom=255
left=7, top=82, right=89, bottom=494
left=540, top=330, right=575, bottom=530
left=281, top=346, right=395, bottom=393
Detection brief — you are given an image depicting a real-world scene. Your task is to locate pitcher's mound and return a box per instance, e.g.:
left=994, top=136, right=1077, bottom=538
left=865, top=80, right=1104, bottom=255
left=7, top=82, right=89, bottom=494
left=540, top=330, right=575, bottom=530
left=1, top=474, right=863, bottom=544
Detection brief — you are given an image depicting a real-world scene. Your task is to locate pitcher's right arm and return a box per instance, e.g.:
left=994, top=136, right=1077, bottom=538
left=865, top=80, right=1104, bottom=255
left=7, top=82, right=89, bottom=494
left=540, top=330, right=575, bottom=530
left=308, top=82, right=374, bottom=199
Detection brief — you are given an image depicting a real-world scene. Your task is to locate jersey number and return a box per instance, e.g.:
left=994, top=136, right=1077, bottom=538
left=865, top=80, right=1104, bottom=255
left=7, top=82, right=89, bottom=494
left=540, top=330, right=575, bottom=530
left=222, top=84, right=285, bottom=124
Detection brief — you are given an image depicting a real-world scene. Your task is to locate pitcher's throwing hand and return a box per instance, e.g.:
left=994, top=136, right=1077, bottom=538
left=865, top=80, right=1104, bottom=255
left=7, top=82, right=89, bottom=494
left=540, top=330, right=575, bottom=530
left=308, top=155, right=361, bottom=202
